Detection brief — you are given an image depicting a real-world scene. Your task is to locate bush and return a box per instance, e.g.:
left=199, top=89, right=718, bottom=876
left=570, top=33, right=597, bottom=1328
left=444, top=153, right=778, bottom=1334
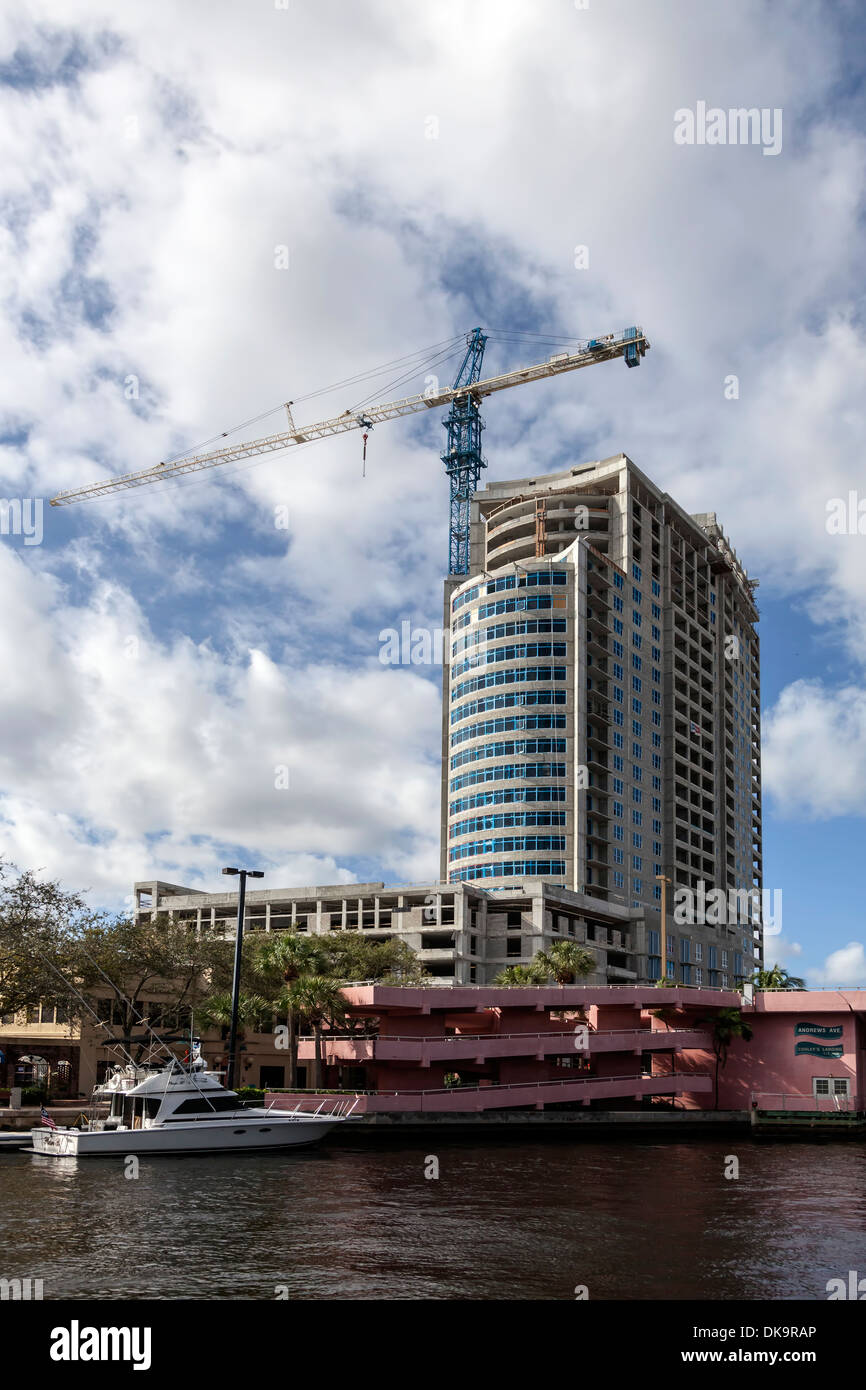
left=235, top=1086, right=265, bottom=1102
left=21, top=1086, right=48, bottom=1106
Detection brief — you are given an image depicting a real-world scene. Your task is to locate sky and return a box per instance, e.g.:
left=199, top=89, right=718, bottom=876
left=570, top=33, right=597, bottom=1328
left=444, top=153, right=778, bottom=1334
left=0, top=0, right=864, bottom=986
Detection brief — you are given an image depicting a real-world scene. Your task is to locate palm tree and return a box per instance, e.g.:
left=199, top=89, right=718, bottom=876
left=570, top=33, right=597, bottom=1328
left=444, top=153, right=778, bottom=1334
left=197, top=991, right=272, bottom=1032
left=286, top=976, right=348, bottom=1089
left=533, top=940, right=595, bottom=984
left=493, top=963, right=548, bottom=986
left=256, top=931, right=326, bottom=1087
left=700, top=1007, right=754, bottom=1109
left=197, top=990, right=272, bottom=1086
left=752, top=963, right=805, bottom=991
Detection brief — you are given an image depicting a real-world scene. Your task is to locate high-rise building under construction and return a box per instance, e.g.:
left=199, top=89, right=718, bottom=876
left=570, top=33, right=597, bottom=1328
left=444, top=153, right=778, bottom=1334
left=440, top=453, right=763, bottom=984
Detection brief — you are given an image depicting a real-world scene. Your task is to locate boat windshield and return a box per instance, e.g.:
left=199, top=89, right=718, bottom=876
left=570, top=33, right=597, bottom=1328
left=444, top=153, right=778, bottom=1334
left=121, top=1096, right=162, bottom=1127
left=171, top=1096, right=240, bottom=1114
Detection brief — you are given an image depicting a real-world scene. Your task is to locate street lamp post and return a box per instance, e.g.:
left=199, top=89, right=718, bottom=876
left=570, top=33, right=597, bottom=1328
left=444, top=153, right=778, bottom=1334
left=222, top=867, right=264, bottom=1091
left=656, top=874, right=672, bottom=984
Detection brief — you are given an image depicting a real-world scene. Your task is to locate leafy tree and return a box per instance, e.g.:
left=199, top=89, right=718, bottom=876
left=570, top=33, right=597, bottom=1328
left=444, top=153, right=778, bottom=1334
left=71, top=914, right=227, bottom=1061
left=196, top=991, right=273, bottom=1033
left=285, top=975, right=348, bottom=1088
left=493, top=963, right=548, bottom=986
left=699, top=1007, right=754, bottom=1109
left=0, top=862, right=97, bottom=1020
left=752, top=963, right=805, bottom=991
left=196, top=989, right=273, bottom=1087
left=319, top=932, right=429, bottom=985
left=532, top=940, right=596, bottom=984
left=257, top=931, right=327, bottom=985
left=253, top=931, right=327, bottom=1086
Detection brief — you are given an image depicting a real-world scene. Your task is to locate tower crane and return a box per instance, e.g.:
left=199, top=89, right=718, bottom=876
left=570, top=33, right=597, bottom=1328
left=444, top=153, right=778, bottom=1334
left=50, top=325, right=649, bottom=575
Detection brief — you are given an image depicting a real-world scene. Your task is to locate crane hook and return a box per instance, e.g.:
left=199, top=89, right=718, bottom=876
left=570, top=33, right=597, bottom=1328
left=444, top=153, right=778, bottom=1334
left=355, top=414, right=374, bottom=477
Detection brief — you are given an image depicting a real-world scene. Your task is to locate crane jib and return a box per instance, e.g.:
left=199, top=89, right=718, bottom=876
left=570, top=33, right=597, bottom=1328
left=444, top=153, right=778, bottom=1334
left=48, top=328, right=648, bottom=507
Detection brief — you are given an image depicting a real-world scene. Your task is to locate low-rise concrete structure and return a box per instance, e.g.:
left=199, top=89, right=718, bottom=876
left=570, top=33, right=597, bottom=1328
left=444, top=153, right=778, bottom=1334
left=134, top=876, right=655, bottom=986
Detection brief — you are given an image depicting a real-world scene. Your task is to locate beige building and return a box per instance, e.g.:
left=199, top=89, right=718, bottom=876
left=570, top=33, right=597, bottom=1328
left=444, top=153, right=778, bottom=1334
left=440, top=453, right=762, bottom=986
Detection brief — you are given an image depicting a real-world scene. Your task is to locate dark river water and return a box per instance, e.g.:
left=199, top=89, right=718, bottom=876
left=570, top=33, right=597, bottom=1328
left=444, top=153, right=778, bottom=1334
left=2, top=1136, right=864, bottom=1300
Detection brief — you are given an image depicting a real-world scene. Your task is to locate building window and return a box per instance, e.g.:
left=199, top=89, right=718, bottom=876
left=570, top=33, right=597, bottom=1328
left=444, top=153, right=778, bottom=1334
left=813, top=1078, right=850, bottom=1099
left=506, top=935, right=522, bottom=957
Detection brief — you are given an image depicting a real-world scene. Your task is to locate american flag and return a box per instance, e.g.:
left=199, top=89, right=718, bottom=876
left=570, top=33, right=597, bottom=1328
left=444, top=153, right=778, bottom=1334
left=39, top=1106, right=57, bottom=1131
left=690, top=720, right=702, bottom=736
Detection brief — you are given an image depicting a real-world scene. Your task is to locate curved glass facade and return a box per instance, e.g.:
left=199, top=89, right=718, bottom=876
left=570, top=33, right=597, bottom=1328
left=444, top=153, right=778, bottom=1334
left=445, top=563, right=574, bottom=887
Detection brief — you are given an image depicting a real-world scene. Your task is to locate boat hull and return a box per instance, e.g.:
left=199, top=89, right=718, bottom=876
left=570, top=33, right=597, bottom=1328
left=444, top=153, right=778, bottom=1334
left=30, top=1116, right=338, bottom=1156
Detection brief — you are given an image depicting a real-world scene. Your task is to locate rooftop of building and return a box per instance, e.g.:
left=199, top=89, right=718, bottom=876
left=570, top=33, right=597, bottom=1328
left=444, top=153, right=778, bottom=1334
left=470, top=451, right=758, bottom=612
left=339, top=983, right=740, bottom=1012
left=134, top=878, right=647, bottom=919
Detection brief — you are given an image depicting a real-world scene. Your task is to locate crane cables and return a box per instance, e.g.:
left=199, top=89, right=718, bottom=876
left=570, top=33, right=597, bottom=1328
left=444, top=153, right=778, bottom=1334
left=161, top=333, right=466, bottom=468
left=61, top=334, right=468, bottom=504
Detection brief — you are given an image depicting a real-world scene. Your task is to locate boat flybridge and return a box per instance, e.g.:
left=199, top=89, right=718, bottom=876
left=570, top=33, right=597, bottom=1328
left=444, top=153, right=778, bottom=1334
left=31, top=1054, right=357, bottom=1157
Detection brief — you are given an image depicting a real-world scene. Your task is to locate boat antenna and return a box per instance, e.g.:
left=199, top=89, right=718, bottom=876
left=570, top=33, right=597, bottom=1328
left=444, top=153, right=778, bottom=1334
left=28, top=947, right=139, bottom=1070
left=73, top=943, right=230, bottom=1106
left=72, top=942, right=181, bottom=1068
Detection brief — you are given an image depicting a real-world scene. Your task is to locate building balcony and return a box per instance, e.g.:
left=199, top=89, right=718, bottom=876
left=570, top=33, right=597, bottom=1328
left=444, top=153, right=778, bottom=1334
left=295, top=1026, right=713, bottom=1066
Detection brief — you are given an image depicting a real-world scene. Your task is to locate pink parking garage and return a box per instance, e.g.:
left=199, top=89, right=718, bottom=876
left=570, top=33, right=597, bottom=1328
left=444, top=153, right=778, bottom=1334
left=267, top=985, right=866, bottom=1120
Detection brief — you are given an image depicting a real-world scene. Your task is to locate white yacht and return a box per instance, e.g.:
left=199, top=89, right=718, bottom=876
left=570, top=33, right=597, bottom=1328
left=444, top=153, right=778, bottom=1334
left=31, top=1058, right=356, bottom=1157
left=91, top=1060, right=163, bottom=1101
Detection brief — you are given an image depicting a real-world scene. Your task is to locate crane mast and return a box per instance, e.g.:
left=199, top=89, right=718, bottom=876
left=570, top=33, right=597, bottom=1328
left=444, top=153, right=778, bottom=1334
left=49, top=326, right=650, bottom=573
left=443, top=327, right=487, bottom=575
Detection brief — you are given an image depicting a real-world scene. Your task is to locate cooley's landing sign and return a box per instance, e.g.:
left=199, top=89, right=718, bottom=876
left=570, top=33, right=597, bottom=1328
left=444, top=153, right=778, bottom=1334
left=794, top=1022, right=843, bottom=1060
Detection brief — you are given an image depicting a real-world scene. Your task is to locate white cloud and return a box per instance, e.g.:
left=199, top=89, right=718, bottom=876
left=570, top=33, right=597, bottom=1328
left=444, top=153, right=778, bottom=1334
left=811, top=941, right=866, bottom=988
left=0, top=544, right=441, bottom=906
left=0, top=0, right=864, bottom=905
left=763, top=680, right=866, bottom=818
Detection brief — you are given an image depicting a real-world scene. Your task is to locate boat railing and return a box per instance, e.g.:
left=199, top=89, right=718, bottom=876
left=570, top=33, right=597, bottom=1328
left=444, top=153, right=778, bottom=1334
left=269, top=1095, right=361, bottom=1119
